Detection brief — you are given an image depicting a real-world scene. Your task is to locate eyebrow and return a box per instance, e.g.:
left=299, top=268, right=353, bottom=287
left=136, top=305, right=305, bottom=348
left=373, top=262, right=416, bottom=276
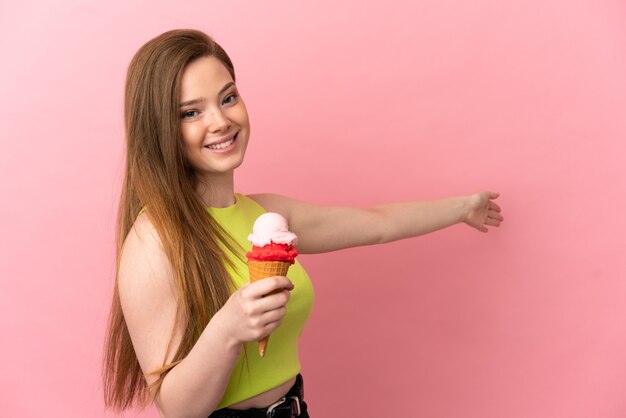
left=179, top=81, right=236, bottom=107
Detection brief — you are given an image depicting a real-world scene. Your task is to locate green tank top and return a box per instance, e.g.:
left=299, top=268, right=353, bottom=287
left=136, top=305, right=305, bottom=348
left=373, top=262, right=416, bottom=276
left=207, top=193, right=315, bottom=409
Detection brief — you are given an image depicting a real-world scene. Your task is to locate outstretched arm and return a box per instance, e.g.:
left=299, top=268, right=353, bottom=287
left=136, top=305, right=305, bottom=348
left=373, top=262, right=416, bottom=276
left=248, top=191, right=503, bottom=254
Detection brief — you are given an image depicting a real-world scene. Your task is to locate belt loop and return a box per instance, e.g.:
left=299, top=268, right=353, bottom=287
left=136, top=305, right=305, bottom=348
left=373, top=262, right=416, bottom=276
left=289, top=395, right=301, bottom=416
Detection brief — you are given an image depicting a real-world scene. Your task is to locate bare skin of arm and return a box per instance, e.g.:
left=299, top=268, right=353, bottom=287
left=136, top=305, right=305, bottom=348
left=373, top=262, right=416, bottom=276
left=248, top=191, right=503, bottom=254
left=118, top=213, right=294, bottom=418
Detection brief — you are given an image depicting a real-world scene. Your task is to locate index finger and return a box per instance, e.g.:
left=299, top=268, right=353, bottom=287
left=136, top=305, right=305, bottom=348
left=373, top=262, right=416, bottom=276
left=489, top=200, right=502, bottom=212
left=247, top=276, right=293, bottom=297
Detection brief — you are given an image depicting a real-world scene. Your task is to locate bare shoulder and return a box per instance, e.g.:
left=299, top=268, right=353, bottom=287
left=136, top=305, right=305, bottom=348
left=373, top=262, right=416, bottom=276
left=246, top=193, right=292, bottom=214
left=118, top=212, right=182, bottom=384
left=119, top=212, right=174, bottom=297
left=246, top=193, right=318, bottom=223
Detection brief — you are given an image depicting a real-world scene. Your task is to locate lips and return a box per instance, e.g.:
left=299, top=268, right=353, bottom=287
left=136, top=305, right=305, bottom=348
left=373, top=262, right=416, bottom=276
left=205, top=132, right=238, bottom=150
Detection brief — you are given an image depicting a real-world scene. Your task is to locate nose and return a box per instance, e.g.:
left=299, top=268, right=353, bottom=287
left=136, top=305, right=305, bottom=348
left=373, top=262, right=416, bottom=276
left=206, top=107, right=232, bottom=133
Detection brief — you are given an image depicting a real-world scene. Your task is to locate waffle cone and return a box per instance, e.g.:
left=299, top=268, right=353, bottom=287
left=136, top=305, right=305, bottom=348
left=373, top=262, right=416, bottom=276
left=247, top=260, right=291, bottom=357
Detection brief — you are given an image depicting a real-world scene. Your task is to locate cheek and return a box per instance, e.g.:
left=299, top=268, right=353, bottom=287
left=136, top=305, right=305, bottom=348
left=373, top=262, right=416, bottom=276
left=180, top=124, right=202, bottom=146
left=234, top=103, right=250, bottom=126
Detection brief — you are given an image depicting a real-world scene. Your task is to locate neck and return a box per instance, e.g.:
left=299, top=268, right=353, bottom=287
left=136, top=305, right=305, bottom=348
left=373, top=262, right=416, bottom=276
left=195, top=171, right=236, bottom=208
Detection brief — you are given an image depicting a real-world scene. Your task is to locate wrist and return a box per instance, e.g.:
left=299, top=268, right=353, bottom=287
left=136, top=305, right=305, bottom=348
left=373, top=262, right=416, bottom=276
left=210, top=310, right=243, bottom=353
left=458, top=195, right=472, bottom=224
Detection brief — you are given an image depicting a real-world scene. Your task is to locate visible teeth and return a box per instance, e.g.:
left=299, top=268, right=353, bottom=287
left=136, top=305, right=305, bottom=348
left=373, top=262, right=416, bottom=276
left=207, top=137, right=235, bottom=149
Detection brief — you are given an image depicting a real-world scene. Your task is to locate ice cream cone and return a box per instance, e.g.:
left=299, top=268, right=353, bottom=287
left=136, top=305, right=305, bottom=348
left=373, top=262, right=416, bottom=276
left=246, top=212, right=299, bottom=357
left=247, top=260, right=291, bottom=357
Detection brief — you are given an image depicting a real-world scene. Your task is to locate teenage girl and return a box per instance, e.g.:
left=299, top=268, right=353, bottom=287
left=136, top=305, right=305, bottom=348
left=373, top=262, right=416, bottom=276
left=102, top=28, right=503, bottom=418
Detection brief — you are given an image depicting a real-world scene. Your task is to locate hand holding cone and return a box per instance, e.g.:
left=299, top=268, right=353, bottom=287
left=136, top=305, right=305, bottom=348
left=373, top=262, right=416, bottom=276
left=247, top=260, right=292, bottom=356
left=246, top=213, right=298, bottom=357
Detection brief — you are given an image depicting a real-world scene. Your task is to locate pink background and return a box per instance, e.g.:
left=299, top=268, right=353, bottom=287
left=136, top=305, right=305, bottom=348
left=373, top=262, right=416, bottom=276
left=1, top=1, right=625, bottom=417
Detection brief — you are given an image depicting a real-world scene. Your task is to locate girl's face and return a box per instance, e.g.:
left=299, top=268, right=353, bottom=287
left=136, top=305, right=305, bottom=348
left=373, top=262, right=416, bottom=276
left=179, top=56, right=250, bottom=178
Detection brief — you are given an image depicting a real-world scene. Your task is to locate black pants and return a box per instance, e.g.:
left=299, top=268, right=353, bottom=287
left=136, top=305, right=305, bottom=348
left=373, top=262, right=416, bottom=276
left=209, top=374, right=310, bottom=417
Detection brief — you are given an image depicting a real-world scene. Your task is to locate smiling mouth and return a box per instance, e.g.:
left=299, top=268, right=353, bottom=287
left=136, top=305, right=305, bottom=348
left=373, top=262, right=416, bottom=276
left=205, top=133, right=238, bottom=150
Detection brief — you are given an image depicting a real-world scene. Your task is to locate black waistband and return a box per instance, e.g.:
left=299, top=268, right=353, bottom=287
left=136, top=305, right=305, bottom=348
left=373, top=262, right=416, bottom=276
left=209, top=374, right=305, bottom=418
left=285, top=373, right=304, bottom=399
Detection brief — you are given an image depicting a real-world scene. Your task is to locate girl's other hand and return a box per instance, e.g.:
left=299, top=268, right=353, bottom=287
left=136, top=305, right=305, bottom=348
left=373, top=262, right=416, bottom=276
left=463, top=191, right=503, bottom=232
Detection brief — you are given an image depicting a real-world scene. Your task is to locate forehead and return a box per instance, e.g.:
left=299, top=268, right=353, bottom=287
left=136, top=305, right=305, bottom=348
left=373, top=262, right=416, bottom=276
left=179, top=56, right=233, bottom=100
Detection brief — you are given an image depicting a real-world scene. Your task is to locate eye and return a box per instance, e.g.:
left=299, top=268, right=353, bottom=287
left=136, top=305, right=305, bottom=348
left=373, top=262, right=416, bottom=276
left=223, top=92, right=238, bottom=105
left=181, top=110, right=199, bottom=119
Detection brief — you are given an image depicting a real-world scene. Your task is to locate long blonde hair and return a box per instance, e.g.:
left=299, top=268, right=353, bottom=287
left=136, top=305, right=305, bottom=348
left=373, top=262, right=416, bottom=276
left=102, top=29, right=245, bottom=411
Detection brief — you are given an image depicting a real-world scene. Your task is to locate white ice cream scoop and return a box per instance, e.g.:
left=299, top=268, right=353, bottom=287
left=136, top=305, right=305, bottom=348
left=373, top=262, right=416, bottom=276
left=248, top=212, right=298, bottom=247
